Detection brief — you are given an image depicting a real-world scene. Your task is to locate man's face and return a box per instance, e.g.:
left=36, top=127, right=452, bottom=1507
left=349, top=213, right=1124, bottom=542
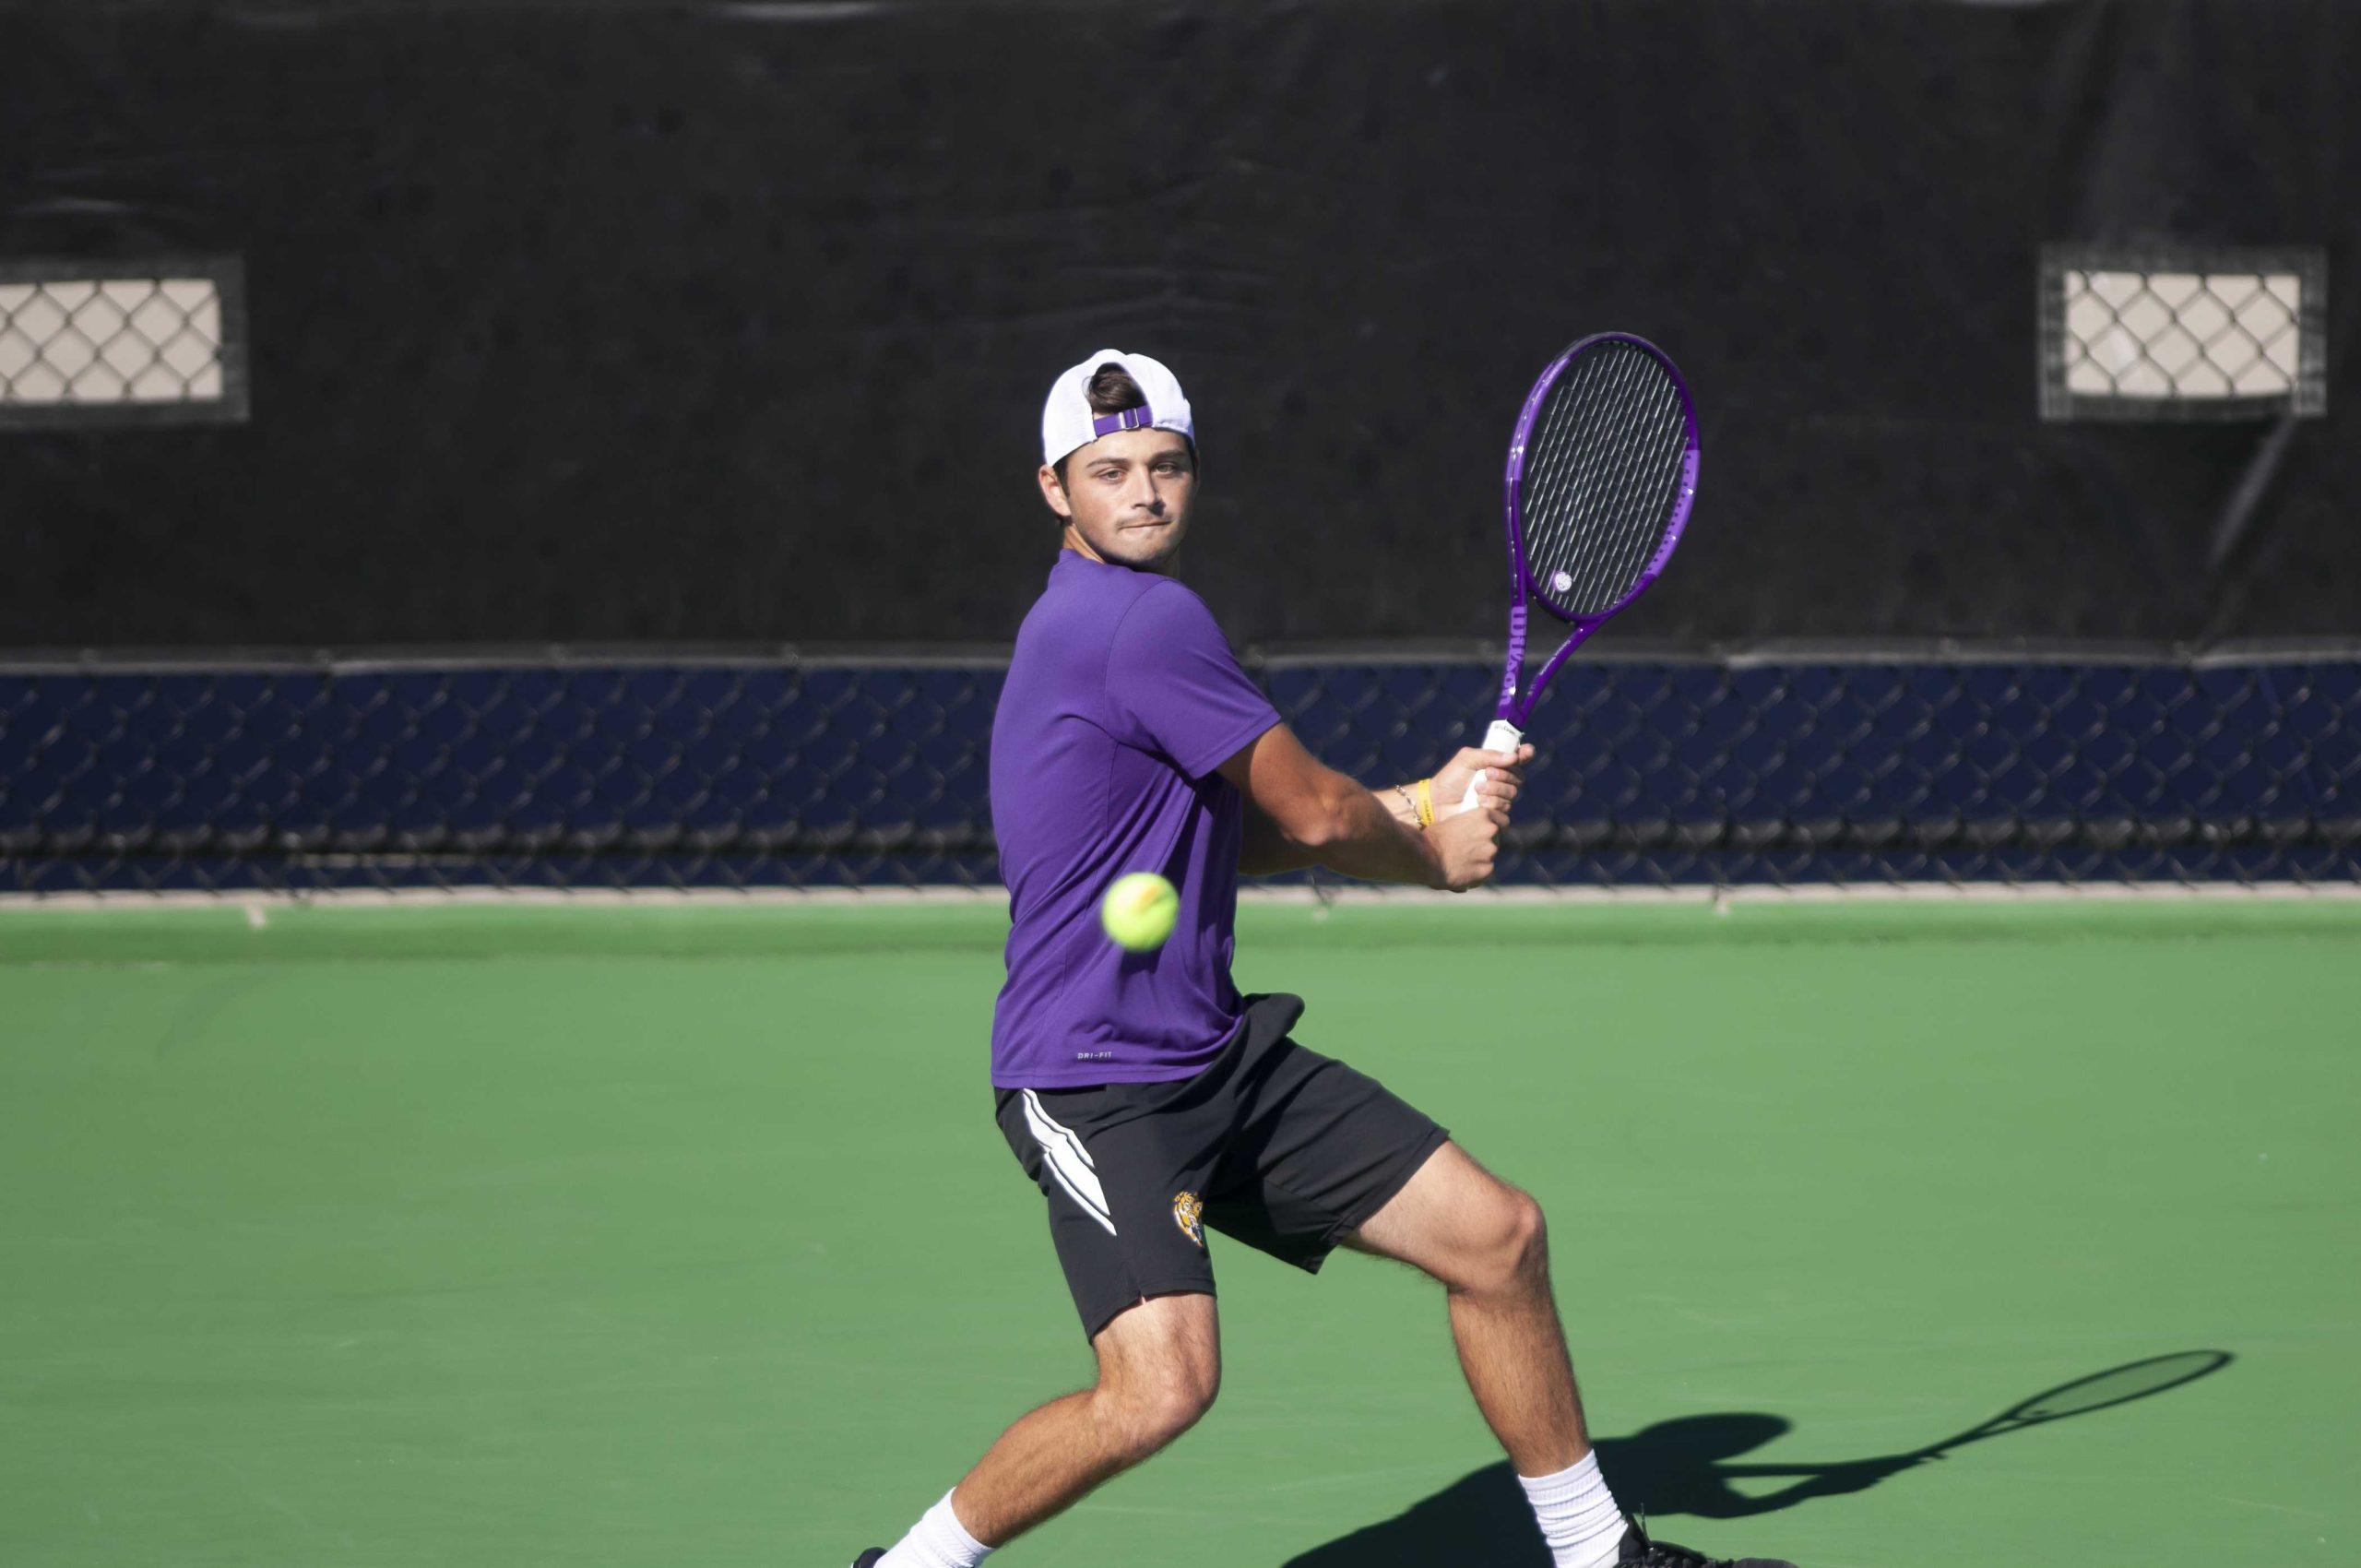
left=1038, top=429, right=1197, bottom=570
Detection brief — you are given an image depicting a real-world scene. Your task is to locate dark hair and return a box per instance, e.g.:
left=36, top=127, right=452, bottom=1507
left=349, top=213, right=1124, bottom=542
left=1051, top=362, right=1194, bottom=490
left=1086, top=362, right=1146, bottom=414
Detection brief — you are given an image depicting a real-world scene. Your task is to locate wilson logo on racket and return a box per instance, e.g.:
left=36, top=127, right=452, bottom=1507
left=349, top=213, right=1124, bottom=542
left=1171, top=1190, right=1204, bottom=1247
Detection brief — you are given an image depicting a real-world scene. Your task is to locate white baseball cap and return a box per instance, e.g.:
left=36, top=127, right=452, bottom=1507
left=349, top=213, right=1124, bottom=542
left=1040, top=348, right=1195, bottom=468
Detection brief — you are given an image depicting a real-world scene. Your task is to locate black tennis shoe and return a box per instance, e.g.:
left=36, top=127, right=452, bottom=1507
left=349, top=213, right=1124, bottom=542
left=848, top=1551, right=884, bottom=1567
left=1616, top=1515, right=1795, bottom=1568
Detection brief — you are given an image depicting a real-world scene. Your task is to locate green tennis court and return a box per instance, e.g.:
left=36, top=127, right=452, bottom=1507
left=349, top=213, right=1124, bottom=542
left=4, top=896, right=2355, bottom=1567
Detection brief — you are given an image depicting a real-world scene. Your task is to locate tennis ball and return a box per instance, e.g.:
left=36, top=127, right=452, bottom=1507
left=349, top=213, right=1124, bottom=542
left=1101, top=871, right=1179, bottom=953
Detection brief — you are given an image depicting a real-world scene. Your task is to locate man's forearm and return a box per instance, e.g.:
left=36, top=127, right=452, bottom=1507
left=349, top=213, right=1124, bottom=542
left=1240, top=805, right=1323, bottom=875
left=1311, top=779, right=1442, bottom=886
left=1225, top=725, right=1506, bottom=893
left=1242, top=776, right=1431, bottom=878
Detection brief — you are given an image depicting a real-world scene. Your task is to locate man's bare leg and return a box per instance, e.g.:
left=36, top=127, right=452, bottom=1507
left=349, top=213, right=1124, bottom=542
left=1342, top=1140, right=1643, bottom=1568
left=1342, top=1139, right=1797, bottom=1568
left=918, top=1291, right=1220, bottom=1550
left=1345, top=1140, right=1587, bottom=1474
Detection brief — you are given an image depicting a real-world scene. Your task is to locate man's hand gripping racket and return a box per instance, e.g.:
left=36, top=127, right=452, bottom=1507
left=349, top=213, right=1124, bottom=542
left=1422, top=742, right=1534, bottom=890
left=1460, top=334, right=1701, bottom=813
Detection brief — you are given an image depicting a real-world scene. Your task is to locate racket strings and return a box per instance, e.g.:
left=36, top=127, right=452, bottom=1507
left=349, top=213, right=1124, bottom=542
left=1518, top=352, right=1632, bottom=595
left=1556, top=359, right=1683, bottom=613
left=1559, top=355, right=1675, bottom=612
left=1574, top=389, right=1686, bottom=613
left=1518, top=350, right=1636, bottom=597
left=1521, top=354, right=1633, bottom=595
left=1516, top=342, right=1690, bottom=619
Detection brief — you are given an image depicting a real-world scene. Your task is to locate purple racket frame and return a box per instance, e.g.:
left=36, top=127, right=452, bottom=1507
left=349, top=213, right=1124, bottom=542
left=1461, top=333, right=1698, bottom=806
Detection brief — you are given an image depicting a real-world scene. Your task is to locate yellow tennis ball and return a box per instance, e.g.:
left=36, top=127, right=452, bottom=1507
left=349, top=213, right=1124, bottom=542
left=1101, top=871, right=1179, bottom=953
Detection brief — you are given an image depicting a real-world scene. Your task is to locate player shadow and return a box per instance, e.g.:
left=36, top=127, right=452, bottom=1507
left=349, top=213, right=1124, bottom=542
left=1280, top=1351, right=2235, bottom=1567
left=1276, top=1420, right=1843, bottom=1568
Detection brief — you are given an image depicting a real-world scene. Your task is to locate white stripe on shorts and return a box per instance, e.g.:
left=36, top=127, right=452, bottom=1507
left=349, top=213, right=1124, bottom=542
left=1021, top=1087, right=1117, bottom=1236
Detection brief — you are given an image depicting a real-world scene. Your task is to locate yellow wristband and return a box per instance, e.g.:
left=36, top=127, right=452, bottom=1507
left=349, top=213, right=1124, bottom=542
left=1415, top=777, right=1437, bottom=828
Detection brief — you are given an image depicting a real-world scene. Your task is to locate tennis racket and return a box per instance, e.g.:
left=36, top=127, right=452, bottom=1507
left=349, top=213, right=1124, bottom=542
left=1904, top=1350, right=2231, bottom=1461
left=1462, top=334, right=1700, bottom=810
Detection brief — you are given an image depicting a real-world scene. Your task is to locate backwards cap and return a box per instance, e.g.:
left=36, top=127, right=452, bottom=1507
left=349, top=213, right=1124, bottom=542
left=1040, top=349, right=1195, bottom=468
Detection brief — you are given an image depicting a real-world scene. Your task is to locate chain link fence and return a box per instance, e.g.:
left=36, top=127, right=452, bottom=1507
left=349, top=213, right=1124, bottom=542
left=0, top=258, right=247, bottom=428
left=3, top=653, right=2355, bottom=895
left=2040, top=244, right=2328, bottom=422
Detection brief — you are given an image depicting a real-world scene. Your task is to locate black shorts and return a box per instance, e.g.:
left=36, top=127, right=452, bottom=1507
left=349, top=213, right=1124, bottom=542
left=993, top=992, right=1450, bottom=1341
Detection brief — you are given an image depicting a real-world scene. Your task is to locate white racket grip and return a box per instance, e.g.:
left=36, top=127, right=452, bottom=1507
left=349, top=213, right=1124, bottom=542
left=1457, top=719, right=1525, bottom=814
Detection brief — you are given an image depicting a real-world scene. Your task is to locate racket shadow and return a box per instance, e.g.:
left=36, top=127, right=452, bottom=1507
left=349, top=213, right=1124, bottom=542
left=1278, top=1350, right=2235, bottom=1565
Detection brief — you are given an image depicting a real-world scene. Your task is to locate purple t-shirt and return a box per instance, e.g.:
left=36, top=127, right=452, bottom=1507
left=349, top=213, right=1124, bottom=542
left=988, top=550, right=1283, bottom=1088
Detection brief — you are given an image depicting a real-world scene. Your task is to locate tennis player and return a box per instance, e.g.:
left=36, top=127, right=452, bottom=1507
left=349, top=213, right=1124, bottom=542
left=850, top=352, right=1793, bottom=1568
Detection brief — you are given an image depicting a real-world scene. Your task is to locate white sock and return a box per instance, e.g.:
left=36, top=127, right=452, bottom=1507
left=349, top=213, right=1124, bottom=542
left=1517, top=1452, right=1627, bottom=1568
left=876, top=1489, right=993, bottom=1568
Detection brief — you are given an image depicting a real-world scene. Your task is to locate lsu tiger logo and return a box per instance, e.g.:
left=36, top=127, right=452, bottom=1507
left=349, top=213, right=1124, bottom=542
left=1171, top=1190, right=1204, bottom=1248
